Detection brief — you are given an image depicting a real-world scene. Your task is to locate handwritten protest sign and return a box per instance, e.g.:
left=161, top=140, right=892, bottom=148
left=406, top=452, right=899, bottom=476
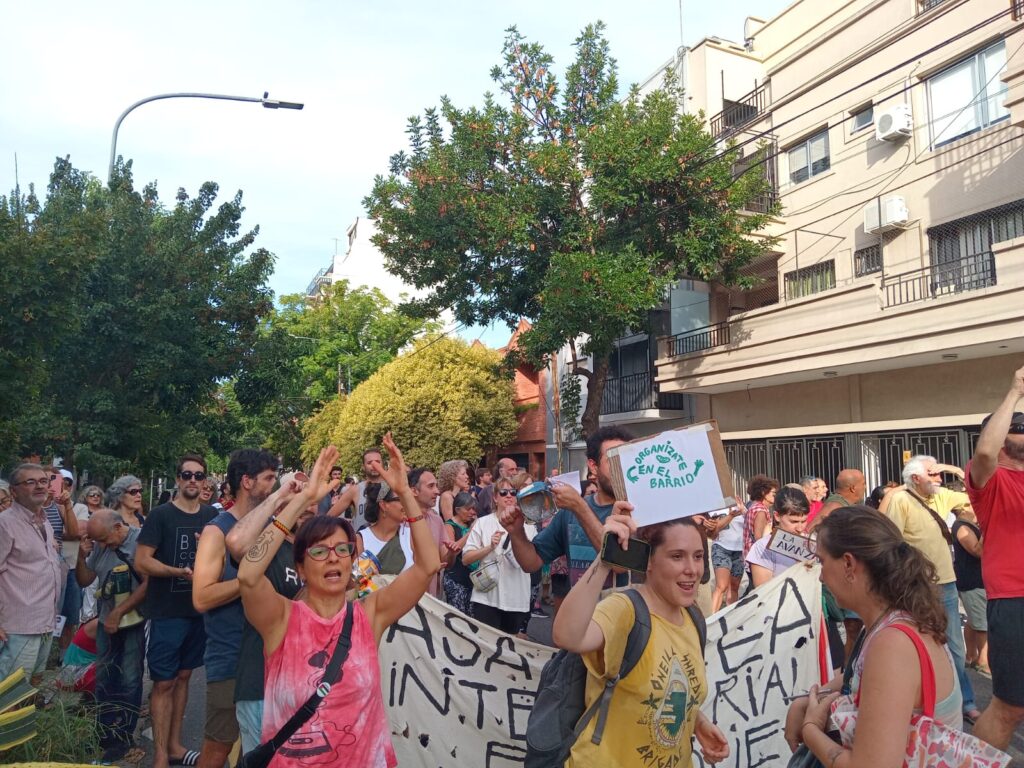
left=767, top=530, right=816, bottom=563
left=606, top=421, right=737, bottom=527
left=377, top=563, right=824, bottom=768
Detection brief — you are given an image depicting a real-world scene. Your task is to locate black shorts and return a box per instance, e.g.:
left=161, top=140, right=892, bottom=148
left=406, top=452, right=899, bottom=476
left=550, top=573, right=571, bottom=599
left=988, top=597, right=1024, bottom=707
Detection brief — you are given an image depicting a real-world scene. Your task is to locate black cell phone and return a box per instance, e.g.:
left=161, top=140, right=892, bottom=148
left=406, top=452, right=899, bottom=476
left=600, top=531, right=651, bottom=573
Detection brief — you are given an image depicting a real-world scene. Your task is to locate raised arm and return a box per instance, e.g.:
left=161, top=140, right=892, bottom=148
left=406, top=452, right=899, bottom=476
left=501, top=507, right=544, bottom=573
left=552, top=513, right=635, bottom=653
left=972, top=364, right=1024, bottom=489
left=238, top=447, right=340, bottom=654
left=549, top=484, right=605, bottom=550
left=75, top=537, right=96, bottom=587
left=365, top=433, right=441, bottom=643
left=225, top=482, right=301, bottom=562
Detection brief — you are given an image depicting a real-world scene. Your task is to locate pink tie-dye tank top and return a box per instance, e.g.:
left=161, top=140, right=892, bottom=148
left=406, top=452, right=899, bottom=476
left=262, top=599, right=396, bottom=768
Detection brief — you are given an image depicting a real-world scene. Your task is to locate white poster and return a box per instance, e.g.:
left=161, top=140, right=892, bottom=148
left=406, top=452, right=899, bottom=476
left=612, top=425, right=730, bottom=526
left=693, top=562, right=825, bottom=768
left=378, top=563, right=824, bottom=768
left=767, top=530, right=816, bottom=563
left=379, top=596, right=555, bottom=767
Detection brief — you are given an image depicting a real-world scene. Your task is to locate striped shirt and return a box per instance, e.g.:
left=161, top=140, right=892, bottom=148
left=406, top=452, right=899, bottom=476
left=0, top=501, right=63, bottom=634
left=44, top=503, right=64, bottom=544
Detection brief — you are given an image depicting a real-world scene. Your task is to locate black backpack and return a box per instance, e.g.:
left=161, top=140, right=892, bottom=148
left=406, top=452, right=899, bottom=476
left=524, top=589, right=706, bottom=768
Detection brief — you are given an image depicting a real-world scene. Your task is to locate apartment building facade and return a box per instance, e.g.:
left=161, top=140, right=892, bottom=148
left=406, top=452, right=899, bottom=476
left=649, top=0, right=1024, bottom=493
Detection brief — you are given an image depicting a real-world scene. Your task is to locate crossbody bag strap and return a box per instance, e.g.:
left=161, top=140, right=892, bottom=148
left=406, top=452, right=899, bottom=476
left=263, top=602, right=356, bottom=752
left=853, top=623, right=936, bottom=717
left=905, top=491, right=954, bottom=546
left=111, top=547, right=143, bottom=588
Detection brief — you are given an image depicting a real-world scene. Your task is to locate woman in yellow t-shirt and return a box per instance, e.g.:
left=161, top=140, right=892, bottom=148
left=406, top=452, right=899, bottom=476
left=552, top=505, right=730, bottom=767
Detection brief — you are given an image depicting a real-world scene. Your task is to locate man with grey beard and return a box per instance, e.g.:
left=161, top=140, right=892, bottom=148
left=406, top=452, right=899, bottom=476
left=967, top=364, right=1024, bottom=750
left=885, top=453, right=977, bottom=723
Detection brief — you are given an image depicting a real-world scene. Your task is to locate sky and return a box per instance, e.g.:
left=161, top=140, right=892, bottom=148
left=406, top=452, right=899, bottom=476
left=2, top=0, right=791, bottom=345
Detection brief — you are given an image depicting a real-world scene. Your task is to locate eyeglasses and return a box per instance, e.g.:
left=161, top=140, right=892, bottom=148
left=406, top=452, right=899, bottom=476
left=87, top=492, right=102, bottom=498
left=497, top=489, right=517, bottom=497
left=306, top=542, right=356, bottom=561
left=126, top=488, right=143, bottom=496
left=178, top=471, right=207, bottom=481
left=13, top=478, right=49, bottom=488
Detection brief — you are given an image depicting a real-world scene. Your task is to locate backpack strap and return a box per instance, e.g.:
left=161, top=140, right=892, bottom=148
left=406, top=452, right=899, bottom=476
left=686, top=604, right=707, bottom=658
left=582, top=589, right=652, bottom=746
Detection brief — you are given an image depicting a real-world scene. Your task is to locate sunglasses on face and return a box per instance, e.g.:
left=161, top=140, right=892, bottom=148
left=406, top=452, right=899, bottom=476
left=306, top=542, right=356, bottom=561
left=178, top=471, right=207, bottom=481
left=126, top=488, right=143, bottom=496
left=497, top=489, right=517, bottom=497
left=87, top=493, right=101, bottom=498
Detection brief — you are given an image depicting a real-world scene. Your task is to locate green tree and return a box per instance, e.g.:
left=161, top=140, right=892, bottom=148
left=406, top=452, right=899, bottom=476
left=301, top=335, right=517, bottom=470
left=231, top=280, right=432, bottom=466
left=365, top=23, right=777, bottom=436
left=0, top=158, right=276, bottom=476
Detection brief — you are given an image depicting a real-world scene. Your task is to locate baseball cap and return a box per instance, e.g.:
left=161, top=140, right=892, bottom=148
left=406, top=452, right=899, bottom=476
left=981, top=411, right=1024, bottom=434
left=59, top=469, right=74, bottom=481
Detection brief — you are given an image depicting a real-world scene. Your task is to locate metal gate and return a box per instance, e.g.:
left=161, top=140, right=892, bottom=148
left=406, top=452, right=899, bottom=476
left=725, top=435, right=846, bottom=497
left=727, top=427, right=980, bottom=498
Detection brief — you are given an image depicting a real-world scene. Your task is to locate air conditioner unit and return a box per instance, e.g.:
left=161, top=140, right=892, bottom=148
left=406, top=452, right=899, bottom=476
left=864, top=195, right=910, bottom=233
left=875, top=104, right=912, bottom=141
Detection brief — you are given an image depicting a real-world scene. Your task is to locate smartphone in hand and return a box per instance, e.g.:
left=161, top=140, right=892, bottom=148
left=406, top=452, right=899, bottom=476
left=600, top=531, right=651, bottom=573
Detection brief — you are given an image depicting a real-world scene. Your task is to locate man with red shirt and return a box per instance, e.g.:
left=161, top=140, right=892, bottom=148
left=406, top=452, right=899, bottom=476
left=967, top=364, right=1024, bottom=750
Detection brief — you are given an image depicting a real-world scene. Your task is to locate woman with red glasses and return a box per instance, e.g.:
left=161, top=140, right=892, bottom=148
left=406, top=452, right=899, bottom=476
left=105, top=475, right=146, bottom=528
left=237, top=435, right=439, bottom=768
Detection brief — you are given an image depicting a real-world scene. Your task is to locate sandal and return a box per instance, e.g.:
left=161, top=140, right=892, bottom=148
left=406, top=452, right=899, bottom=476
left=169, top=749, right=200, bottom=766
left=976, top=665, right=992, bottom=677
left=964, top=708, right=982, bottom=725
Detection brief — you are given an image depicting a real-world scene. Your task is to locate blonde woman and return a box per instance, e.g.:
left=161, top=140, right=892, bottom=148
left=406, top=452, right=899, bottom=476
left=438, top=459, right=471, bottom=522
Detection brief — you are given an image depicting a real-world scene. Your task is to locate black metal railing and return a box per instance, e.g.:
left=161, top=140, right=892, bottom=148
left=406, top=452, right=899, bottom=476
left=600, top=372, right=687, bottom=414
left=854, top=244, right=882, bottom=277
left=600, top=372, right=654, bottom=414
left=919, top=0, right=946, bottom=11
left=1014, top=0, right=1024, bottom=21
left=666, top=321, right=731, bottom=357
left=711, top=83, right=769, bottom=139
left=882, top=252, right=997, bottom=307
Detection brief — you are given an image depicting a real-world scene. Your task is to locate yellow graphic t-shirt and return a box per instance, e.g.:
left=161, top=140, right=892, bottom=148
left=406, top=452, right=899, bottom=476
left=568, top=591, right=706, bottom=768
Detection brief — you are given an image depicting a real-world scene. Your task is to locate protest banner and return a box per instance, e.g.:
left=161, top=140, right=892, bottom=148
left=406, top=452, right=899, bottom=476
left=767, top=530, right=816, bottom=563
left=377, top=562, right=824, bottom=768
left=605, top=420, right=737, bottom=527
left=379, top=593, right=555, bottom=767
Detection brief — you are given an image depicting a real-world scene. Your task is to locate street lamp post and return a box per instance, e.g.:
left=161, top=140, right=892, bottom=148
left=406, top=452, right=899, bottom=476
left=108, top=91, right=303, bottom=182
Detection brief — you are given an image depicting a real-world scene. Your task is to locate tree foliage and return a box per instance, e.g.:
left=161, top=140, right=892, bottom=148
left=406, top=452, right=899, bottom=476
left=365, top=23, right=778, bottom=435
left=232, top=281, right=432, bottom=466
left=0, top=158, right=275, bottom=476
left=301, top=336, right=517, bottom=471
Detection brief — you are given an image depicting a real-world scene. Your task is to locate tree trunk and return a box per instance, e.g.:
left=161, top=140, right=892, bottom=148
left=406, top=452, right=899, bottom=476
left=579, top=354, right=611, bottom=438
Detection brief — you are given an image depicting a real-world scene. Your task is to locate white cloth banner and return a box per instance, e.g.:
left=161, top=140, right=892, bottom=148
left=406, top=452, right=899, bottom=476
left=379, top=562, right=824, bottom=768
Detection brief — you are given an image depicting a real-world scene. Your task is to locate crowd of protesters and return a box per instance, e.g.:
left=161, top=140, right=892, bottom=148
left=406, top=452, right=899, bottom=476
left=0, top=364, right=1022, bottom=766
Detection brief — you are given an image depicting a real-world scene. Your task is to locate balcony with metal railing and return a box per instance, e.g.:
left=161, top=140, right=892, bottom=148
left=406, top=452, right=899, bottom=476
left=599, top=371, right=688, bottom=415
left=710, top=83, right=769, bottom=139
left=882, top=253, right=996, bottom=307
left=654, top=239, right=1024, bottom=396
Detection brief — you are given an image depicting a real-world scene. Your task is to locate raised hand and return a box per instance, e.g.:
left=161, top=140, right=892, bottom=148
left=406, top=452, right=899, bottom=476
left=304, top=446, right=342, bottom=503
left=373, top=432, right=410, bottom=494
left=603, top=512, right=637, bottom=550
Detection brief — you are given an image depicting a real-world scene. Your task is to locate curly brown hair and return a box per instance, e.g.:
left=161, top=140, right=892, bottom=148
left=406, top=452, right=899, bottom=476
left=747, top=474, right=779, bottom=502
left=816, top=506, right=946, bottom=643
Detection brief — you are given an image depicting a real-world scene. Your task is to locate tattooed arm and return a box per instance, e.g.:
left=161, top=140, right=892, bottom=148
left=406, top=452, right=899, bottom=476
left=238, top=446, right=342, bottom=654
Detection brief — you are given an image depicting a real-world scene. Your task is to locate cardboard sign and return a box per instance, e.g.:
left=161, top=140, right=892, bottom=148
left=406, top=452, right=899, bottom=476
left=767, top=530, right=816, bottom=563
left=606, top=421, right=737, bottom=527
